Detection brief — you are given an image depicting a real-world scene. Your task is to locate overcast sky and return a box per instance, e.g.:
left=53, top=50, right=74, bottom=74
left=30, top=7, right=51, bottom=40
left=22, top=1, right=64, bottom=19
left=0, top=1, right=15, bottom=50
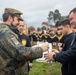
left=0, top=0, right=76, bottom=28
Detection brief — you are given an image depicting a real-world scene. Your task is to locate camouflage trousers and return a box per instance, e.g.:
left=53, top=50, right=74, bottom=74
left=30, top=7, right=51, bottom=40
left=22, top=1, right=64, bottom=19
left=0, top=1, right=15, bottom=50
left=15, top=62, right=29, bottom=75
left=0, top=62, right=29, bottom=75
left=0, top=70, right=15, bottom=75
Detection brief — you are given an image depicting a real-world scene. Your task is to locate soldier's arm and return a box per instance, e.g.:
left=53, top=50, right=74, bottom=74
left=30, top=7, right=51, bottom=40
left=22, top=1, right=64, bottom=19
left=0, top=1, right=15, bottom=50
left=0, top=30, right=43, bottom=62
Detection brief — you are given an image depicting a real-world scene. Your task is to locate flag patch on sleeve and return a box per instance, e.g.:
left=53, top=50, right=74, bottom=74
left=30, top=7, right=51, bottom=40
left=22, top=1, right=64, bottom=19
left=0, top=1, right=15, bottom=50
left=11, top=36, right=20, bottom=45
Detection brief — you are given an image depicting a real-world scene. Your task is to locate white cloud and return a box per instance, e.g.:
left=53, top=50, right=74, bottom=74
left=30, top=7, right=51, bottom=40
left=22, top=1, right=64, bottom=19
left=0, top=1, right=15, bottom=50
left=0, top=0, right=76, bottom=28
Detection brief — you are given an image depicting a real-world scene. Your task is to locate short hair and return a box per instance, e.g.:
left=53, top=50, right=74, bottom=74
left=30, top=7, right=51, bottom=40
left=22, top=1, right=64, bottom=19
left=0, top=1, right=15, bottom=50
left=69, top=7, right=76, bottom=14
left=2, top=13, right=14, bottom=22
left=55, top=21, right=61, bottom=27
left=59, top=19, right=70, bottom=27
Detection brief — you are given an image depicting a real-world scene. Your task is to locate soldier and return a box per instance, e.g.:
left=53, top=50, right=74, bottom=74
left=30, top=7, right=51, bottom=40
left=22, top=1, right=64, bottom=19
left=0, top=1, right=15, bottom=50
left=0, top=8, right=49, bottom=75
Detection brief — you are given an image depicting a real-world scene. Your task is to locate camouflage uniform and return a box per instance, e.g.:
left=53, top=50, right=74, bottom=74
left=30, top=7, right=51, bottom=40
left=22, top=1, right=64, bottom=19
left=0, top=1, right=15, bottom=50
left=0, top=23, right=43, bottom=75
left=5, top=8, right=30, bottom=75
left=0, top=8, right=43, bottom=75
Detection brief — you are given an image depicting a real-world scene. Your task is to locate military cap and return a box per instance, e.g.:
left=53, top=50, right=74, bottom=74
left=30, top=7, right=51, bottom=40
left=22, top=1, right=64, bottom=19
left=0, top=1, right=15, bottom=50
left=4, top=8, right=23, bottom=15
left=4, top=8, right=23, bottom=20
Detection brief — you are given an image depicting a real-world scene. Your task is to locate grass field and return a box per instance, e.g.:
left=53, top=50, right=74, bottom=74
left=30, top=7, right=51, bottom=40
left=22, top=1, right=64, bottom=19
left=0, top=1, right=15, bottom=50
left=29, top=60, right=61, bottom=75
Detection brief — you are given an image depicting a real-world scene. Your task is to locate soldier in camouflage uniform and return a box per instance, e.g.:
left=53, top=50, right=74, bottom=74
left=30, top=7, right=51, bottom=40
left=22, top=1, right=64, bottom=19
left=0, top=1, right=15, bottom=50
left=0, top=8, right=49, bottom=75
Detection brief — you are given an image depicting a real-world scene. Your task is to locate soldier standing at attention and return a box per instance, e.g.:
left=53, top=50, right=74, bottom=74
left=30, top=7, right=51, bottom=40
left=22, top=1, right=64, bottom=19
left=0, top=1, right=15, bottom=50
left=0, top=8, right=49, bottom=75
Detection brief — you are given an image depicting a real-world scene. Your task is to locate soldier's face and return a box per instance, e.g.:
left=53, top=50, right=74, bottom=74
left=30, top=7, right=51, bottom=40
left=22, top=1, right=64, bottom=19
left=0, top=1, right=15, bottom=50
left=7, top=15, right=13, bottom=25
left=12, top=16, right=19, bottom=27
left=57, top=30, right=62, bottom=36
left=59, top=25, right=69, bottom=35
left=17, top=21, right=24, bottom=33
left=57, top=26, right=63, bottom=35
left=57, top=25, right=67, bottom=35
left=69, top=12, right=76, bottom=32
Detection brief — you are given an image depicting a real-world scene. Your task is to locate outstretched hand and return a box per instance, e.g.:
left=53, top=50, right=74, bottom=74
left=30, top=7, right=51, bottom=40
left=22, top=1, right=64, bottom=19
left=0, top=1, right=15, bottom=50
left=44, top=52, right=56, bottom=61
left=40, top=43, right=49, bottom=52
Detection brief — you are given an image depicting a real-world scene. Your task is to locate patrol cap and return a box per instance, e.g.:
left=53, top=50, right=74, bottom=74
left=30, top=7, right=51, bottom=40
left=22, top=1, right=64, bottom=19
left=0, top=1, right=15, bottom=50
left=4, top=8, right=23, bottom=20
left=4, top=8, right=23, bottom=15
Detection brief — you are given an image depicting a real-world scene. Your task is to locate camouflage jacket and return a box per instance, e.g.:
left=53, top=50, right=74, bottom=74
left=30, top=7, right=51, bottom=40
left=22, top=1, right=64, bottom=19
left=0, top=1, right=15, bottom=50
left=0, top=23, right=43, bottom=75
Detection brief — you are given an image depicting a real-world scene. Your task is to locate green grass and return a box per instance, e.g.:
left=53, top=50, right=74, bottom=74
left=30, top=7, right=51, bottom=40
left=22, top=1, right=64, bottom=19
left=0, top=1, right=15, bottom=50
left=29, top=61, right=61, bottom=75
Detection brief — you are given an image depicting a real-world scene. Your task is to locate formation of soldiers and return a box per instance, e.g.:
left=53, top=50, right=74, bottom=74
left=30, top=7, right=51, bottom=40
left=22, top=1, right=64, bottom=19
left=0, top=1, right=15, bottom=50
left=29, top=31, right=58, bottom=42
left=28, top=26, right=65, bottom=50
